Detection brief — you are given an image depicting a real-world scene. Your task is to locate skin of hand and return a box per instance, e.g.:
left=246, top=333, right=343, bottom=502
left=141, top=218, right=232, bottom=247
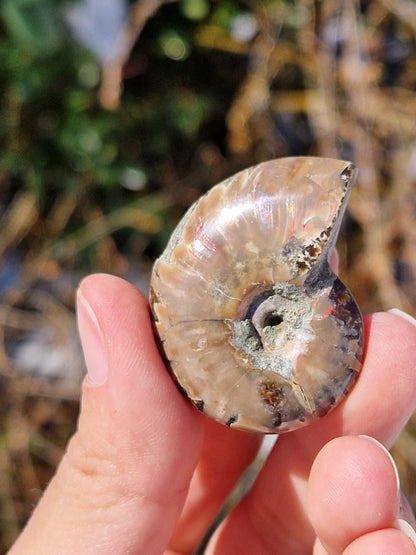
left=9, top=273, right=416, bottom=555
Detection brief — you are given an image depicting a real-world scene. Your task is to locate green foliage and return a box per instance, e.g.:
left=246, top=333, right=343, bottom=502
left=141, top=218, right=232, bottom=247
left=180, top=0, right=210, bottom=21
left=0, top=0, right=220, bottom=213
left=1, top=0, right=68, bottom=54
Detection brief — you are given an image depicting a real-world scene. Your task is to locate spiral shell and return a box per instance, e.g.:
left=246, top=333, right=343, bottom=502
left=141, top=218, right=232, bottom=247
left=150, top=157, right=364, bottom=433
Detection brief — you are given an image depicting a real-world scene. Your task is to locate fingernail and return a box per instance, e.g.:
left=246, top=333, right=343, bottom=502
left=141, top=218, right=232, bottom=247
left=393, top=518, right=416, bottom=548
left=359, top=435, right=416, bottom=549
left=358, top=435, right=400, bottom=494
left=76, top=288, right=109, bottom=385
left=388, top=309, right=416, bottom=328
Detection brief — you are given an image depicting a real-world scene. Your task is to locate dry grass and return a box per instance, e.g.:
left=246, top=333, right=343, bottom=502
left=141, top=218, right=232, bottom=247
left=0, top=0, right=415, bottom=551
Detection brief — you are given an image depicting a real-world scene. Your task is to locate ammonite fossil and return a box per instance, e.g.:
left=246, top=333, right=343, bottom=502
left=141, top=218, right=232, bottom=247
left=150, top=157, right=364, bottom=433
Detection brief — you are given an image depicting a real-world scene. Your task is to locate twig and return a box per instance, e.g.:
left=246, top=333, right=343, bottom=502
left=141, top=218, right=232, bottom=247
left=99, top=0, right=178, bottom=110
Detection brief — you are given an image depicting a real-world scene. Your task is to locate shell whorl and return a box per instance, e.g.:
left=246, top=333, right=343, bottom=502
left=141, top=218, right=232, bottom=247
left=150, top=157, right=364, bottom=433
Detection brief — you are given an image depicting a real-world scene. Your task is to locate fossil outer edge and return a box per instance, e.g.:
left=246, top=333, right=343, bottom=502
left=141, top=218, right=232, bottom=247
left=149, top=157, right=364, bottom=433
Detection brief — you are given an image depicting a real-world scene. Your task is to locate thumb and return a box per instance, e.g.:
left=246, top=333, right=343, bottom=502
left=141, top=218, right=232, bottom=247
left=10, top=274, right=203, bottom=555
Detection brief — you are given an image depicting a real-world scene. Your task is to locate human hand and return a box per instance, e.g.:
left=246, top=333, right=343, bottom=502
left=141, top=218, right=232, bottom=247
left=10, top=273, right=416, bottom=554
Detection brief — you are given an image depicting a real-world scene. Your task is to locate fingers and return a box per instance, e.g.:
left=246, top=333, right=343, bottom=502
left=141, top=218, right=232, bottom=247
left=342, top=529, right=416, bottom=555
left=338, top=311, right=416, bottom=446
left=313, top=529, right=416, bottom=555
left=168, top=419, right=262, bottom=554
left=10, top=274, right=416, bottom=555
left=11, top=274, right=204, bottom=555
left=307, top=435, right=416, bottom=555
left=206, top=311, right=416, bottom=553
left=308, top=435, right=399, bottom=553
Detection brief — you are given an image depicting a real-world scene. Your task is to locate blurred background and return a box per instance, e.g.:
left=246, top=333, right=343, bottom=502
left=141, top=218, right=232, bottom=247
left=0, top=0, right=415, bottom=550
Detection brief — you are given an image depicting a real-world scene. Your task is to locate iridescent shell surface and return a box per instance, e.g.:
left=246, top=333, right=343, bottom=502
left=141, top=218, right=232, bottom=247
left=150, top=157, right=364, bottom=433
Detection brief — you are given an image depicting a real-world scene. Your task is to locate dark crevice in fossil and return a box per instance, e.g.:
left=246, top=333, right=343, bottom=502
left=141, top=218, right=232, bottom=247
left=225, top=414, right=238, bottom=426
left=272, top=413, right=282, bottom=428
left=194, top=400, right=205, bottom=412
left=340, top=164, right=356, bottom=185
left=263, top=313, right=283, bottom=328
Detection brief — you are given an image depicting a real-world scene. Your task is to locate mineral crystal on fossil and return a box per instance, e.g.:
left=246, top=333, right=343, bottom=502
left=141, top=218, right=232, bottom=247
left=150, top=157, right=364, bottom=433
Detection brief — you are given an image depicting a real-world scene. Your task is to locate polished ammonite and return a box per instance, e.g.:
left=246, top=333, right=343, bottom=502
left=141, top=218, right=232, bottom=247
left=150, top=157, right=364, bottom=433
